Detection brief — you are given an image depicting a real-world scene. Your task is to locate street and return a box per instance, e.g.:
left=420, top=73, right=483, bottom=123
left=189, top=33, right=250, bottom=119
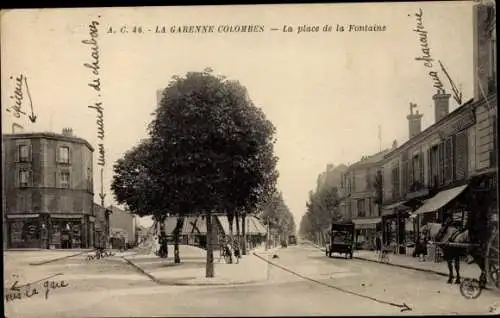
left=4, top=244, right=498, bottom=317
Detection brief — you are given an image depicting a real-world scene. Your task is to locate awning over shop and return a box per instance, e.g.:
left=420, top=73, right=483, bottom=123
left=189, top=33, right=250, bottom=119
left=6, top=214, right=40, bottom=219
left=413, top=185, right=468, bottom=215
left=164, top=216, right=207, bottom=235
left=352, top=217, right=381, bottom=229
left=246, top=216, right=267, bottom=235
left=216, top=215, right=266, bottom=235
left=383, top=201, right=409, bottom=210
left=50, top=214, right=84, bottom=219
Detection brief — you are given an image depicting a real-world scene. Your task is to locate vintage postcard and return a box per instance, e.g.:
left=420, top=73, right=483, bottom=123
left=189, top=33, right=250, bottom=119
left=2, top=1, right=498, bottom=316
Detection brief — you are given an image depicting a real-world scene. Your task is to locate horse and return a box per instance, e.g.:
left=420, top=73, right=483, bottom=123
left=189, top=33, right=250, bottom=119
left=425, top=222, right=487, bottom=286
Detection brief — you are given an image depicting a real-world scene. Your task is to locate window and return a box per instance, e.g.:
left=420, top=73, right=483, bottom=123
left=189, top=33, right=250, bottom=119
left=443, top=138, right=453, bottom=184
left=18, top=145, right=29, bottom=162
left=19, top=169, right=30, bottom=187
left=454, top=132, right=468, bottom=180
left=430, top=145, right=439, bottom=187
left=60, top=171, right=70, bottom=188
left=58, top=146, right=70, bottom=164
left=357, top=199, right=365, bottom=217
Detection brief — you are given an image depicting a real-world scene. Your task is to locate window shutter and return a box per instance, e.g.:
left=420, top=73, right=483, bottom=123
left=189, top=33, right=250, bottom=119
left=427, top=149, right=431, bottom=186
left=438, top=142, right=444, bottom=185
left=29, top=170, right=33, bottom=186
left=55, top=171, right=59, bottom=188
left=28, top=144, right=33, bottom=162
left=56, top=145, right=60, bottom=163
left=68, top=147, right=72, bottom=164
left=15, top=168, right=19, bottom=187
left=15, top=145, right=20, bottom=162
left=419, top=153, right=424, bottom=184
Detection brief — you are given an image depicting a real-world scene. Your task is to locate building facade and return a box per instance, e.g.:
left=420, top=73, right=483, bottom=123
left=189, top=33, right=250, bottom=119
left=108, top=205, right=137, bottom=247
left=3, top=129, right=96, bottom=248
left=339, top=150, right=389, bottom=249
left=379, top=2, right=497, bottom=255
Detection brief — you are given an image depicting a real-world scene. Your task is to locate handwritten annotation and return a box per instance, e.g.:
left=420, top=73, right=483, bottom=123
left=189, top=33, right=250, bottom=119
left=5, top=274, right=69, bottom=302
left=413, top=8, right=445, bottom=94
left=83, top=18, right=105, bottom=167
left=6, top=74, right=37, bottom=123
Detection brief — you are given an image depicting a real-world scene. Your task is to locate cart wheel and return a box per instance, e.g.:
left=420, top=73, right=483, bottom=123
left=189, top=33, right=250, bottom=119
left=460, top=278, right=483, bottom=299
left=485, top=229, right=499, bottom=288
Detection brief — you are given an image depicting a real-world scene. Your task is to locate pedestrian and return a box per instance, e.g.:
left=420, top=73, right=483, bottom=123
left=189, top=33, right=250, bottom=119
left=232, top=238, right=241, bottom=264
left=414, top=232, right=428, bottom=261
left=374, top=232, right=382, bottom=255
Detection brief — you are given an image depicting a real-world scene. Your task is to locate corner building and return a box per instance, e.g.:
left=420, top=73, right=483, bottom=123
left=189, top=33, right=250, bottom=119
left=3, top=129, right=95, bottom=248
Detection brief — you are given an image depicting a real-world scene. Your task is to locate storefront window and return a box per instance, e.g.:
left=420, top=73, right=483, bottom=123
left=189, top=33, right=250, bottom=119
left=9, top=221, right=24, bottom=247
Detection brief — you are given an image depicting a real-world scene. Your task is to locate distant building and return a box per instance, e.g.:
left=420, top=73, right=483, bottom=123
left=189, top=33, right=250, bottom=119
left=108, top=205, right=137, bottom=247
left=3, top=129, right=95, bottom=249
left=338, top=150, right=389, bottom=249
left=316, top=164, right=347, bottom=193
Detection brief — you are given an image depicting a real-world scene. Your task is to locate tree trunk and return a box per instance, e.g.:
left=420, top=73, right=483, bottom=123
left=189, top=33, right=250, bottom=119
left=242, top=214, right=247, bottom=255
left=228, top=213, right=234, bottom=238
left=205, top=213, right=215, bottom=278
left=235, top=212, right=241, bottom=240
left=174, top=216, right=184, bottom=264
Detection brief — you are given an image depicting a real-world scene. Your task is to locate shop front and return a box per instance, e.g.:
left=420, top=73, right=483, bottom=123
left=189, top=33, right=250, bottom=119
left=49, top=215, right=85, bottom=249
left=7, top=214, right=42, bottom=248
left=352, top=217, right=381, bottom=250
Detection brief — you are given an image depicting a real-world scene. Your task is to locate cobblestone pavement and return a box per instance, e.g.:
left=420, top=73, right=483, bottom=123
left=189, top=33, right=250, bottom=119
left=4, top=244, right=499, bottom=317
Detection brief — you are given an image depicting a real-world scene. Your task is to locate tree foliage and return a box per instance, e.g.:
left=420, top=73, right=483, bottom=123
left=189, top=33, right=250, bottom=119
left=299, top=183, right=341, bottom=241
left=111, top=69, right=279, bottom=276
left=259, top=191, right=296, bottom=238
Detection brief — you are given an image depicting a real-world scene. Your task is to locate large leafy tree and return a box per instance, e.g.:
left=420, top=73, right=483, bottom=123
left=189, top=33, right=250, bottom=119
left=111, top=68, right=278, bottom=277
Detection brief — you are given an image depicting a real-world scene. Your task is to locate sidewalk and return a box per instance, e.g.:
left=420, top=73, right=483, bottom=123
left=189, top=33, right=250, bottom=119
left=307, top=241, right=484, bottom=282
left=123, top=244, right=272, bottom=286
left=4, top=249, right=95, bottom=266
left=354, top=250, right=482, bottom=280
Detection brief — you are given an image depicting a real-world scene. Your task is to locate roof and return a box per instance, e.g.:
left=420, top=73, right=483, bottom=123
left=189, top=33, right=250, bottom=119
left=2, top=131, right=94, bottom=151
left=347, top=149, right=391, bottom=170
left=382, top=97, right=479, bottom=161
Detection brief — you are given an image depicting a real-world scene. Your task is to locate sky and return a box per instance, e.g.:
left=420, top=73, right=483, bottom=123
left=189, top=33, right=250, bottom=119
left=1, top=2, right=476, bottom=228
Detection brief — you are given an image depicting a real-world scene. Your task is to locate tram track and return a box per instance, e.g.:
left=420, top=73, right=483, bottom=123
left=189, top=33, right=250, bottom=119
left=252, top=251, right=413, bottom=312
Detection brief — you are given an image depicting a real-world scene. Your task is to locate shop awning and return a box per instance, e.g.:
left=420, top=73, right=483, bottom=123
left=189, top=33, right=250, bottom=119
left=6, top=214, right=40, bottom=219
left=383, top=201, right=409, bottom=210
left=246, top=216, right=267, bottom=235
left=164, top=216, right=208, bottom=235
left=352, top=217, right=381, bottom=229
left=413, top=185, right=468, bottom=215
left=50, top=214, right=84, bottom=219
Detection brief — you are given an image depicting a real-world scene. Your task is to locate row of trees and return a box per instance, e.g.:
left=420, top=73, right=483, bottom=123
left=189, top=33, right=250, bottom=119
left=258, top=191, right=296, bottom=244
left=111, top=68, right=280, bottom=277
left=299, top=185, right=341, bottom=246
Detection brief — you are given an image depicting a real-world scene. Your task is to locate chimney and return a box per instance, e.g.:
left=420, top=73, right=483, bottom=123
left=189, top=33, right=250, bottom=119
left=392, top=139, right=398, bottom=149
left=406, top=102, right=423, bottom=139
left=433, top=92, right=451, bottom=123
left=62, top=128, right=73, bottom=136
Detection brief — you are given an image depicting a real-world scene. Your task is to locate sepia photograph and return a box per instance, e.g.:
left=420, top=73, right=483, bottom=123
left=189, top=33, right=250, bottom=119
left=1, top=1, right=498, bottom=316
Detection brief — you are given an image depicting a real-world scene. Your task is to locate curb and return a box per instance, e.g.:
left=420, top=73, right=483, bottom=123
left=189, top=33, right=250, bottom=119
left=122, top=255, right=268, bottom=287
left=122, top=256, right=162, bottom=284
left=29, top=249, right=96, bottom=266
